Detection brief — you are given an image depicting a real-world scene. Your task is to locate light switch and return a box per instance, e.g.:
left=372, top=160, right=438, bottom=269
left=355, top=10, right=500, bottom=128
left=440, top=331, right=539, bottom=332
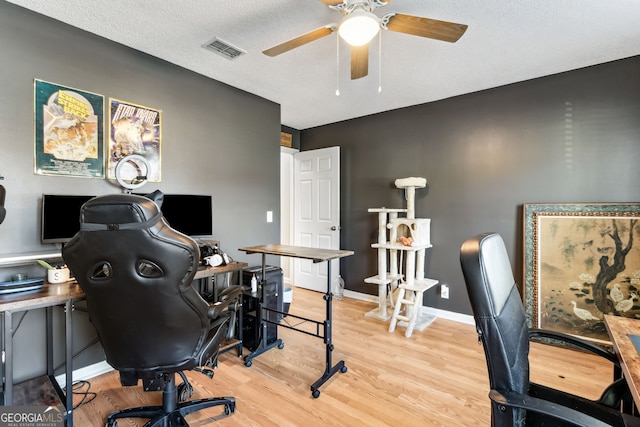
left=267, top=211, right=273, bottom=223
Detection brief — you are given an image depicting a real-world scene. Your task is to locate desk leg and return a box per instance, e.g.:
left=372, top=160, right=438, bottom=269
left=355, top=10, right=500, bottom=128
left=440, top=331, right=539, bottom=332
left=46, top=308, right=68, bottom=411
left=45, top=305, right=74, bottom=425
left=65, top=300, right=73, bottom=427
left=236, top=295, right=243, bottom=358
left=310, top=261, right=347, bottom=398
left=3, top=311, right=13, bottom=404
left=234, top=265, right=244, bottom=358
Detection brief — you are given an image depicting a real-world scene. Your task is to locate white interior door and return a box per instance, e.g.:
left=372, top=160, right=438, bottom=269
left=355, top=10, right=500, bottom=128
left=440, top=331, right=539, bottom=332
left=293, top=146, right=340, bottom=293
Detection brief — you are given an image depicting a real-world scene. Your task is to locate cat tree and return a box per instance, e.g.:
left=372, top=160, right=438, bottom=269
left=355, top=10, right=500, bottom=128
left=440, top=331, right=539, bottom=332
left=364, top=177, right=438, bottom=337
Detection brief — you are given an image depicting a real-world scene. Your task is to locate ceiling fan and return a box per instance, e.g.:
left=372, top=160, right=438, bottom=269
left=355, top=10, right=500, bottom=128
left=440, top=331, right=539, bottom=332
left=263, top=0, right=468, bottom=80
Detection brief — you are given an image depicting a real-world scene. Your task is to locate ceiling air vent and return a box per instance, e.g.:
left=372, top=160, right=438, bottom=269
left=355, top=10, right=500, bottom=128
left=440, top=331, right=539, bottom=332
left=203, top=38, right=246, bottom=60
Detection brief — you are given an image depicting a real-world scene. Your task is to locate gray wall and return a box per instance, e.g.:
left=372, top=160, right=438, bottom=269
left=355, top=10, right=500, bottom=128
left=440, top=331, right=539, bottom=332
left=301, top=56, right=640, bottom=316
left=0, top=2, right=281, bottom=382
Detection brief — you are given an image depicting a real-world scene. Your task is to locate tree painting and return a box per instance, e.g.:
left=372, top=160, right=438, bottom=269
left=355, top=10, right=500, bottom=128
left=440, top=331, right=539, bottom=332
left=537, top=214, right=640, bottom=343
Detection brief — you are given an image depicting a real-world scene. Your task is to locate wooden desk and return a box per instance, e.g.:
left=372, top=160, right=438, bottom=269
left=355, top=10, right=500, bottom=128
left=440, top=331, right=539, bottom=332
left=193, top=260, right=248, bottom=281
left=0, top=281, right=84, bottom=427
left=238, top=244, right=354, bottom=398
left=604, top=314, right=640, bottom=405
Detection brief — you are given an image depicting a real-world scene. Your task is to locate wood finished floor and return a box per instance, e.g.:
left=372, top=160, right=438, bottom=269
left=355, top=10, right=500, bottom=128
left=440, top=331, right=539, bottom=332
left=72, top=287, right=614, bottom=426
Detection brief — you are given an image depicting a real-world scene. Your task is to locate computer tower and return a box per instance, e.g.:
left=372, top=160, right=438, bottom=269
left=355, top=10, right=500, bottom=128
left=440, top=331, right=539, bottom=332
left=242, top=265, right=283, bottom=352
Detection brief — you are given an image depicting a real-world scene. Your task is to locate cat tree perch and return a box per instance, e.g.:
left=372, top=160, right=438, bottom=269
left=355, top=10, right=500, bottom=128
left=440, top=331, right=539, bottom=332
left=364, top=177, right=438, bottom=337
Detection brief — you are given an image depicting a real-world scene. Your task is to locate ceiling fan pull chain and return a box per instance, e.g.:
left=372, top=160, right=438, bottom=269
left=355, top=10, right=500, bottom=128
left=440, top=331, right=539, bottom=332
left=336, top=33, right=341, bottom=96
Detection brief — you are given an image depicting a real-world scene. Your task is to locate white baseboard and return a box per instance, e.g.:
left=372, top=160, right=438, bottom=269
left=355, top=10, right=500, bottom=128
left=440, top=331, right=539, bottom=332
left=55, top=360, right=114, bottom=388
left=345, top=290, right=475, bottom=325
left=422, top=306, right=475, bottom=325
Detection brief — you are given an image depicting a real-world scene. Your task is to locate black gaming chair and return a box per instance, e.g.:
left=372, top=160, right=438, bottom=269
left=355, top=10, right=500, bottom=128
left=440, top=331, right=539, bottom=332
left=63, top=194, right=241, bottom=427
left=0, top=184, right=6, bottom=224
left=460, top=232, right=640, bottom=427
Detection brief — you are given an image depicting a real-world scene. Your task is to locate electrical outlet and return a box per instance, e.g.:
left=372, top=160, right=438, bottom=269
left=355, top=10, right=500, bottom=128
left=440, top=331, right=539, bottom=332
left=440, top=284, right=449, bottom=299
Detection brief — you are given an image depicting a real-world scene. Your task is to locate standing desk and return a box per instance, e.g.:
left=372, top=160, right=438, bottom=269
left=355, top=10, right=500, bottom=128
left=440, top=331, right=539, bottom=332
left=0, top=281, right=84, bottom=427
left=238, top=244, right=354, bottom=398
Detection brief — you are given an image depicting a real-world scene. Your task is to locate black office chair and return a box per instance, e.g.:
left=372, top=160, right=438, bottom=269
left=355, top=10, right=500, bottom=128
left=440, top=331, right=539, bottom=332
left=0, top=184, right=6, bottom=224
left=63, top=194, right=241, bottom=427
left=460, top=232, right=640, bottom=427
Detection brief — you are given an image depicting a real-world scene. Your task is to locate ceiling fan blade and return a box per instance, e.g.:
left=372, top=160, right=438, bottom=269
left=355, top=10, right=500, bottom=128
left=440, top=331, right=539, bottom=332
left=385, top=13, right=468, bottom=43
left=263, top=25, right=335, bottom=57
left=351, top=44, right=369, bottom=80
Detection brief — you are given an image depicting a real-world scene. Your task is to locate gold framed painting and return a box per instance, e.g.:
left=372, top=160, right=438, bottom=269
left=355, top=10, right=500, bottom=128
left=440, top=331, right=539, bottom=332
left=523, top=203, right=640, bottom=345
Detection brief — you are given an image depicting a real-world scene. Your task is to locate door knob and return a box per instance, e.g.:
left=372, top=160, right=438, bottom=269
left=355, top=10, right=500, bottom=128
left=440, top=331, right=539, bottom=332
left=331, top=226, right=339, bottom=231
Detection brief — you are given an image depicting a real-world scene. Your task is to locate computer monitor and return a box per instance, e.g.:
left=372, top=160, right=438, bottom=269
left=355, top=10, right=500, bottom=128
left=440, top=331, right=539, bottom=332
left=157, top=194, right=213, bottom=238
left=41, top=193, right=213, bottom=244
left=41, top=194, right=94, bottom=244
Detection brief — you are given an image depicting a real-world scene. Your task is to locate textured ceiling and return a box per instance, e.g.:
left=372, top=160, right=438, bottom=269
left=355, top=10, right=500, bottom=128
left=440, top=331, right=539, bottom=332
left=8, top=0, right=640, bottom=130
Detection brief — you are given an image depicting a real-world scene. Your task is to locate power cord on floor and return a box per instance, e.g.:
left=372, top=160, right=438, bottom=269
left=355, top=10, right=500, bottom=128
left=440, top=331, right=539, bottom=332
left=67, top=380, right=97, bottom=409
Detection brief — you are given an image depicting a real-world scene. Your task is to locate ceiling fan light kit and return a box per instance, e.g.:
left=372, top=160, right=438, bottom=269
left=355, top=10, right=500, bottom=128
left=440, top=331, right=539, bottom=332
left=263, top=0, right=468, bottom=81
left=338, top=8, right=380, bottom=46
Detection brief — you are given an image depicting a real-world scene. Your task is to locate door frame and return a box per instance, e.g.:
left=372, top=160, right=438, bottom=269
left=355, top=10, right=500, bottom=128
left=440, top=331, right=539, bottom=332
left=281, top=146, right=341, bottom=293
left=280, top=146, right=298, bottom=286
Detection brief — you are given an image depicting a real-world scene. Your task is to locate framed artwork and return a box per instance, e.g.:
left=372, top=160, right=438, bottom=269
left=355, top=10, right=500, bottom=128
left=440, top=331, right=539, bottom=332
left=107, top=98, right=161, bottom=183
left=34, top=79, right=104, bottom=178
left=523, top=203, right=640, bottom=345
